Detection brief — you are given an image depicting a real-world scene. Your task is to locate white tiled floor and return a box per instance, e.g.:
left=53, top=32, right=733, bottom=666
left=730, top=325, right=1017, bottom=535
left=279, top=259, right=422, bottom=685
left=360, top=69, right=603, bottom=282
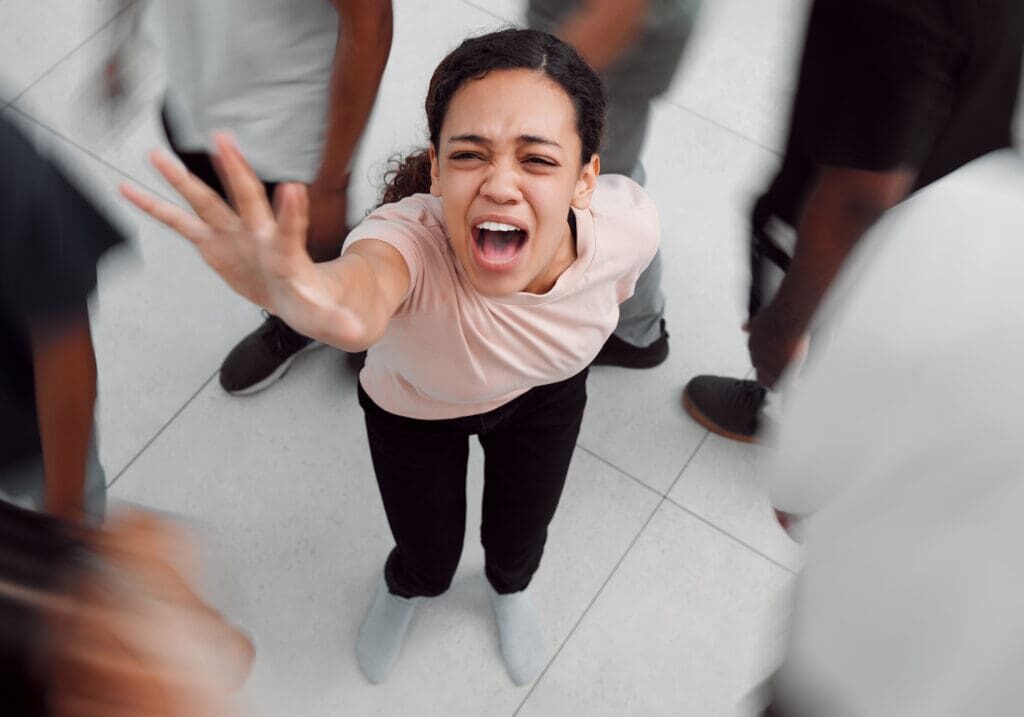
left=1, top=1, right=807, bottom=714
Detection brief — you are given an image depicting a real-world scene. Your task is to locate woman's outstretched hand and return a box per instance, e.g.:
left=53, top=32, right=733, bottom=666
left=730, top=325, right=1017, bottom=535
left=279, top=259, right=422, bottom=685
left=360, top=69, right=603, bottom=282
left=120, top=133, right=315, bottom=316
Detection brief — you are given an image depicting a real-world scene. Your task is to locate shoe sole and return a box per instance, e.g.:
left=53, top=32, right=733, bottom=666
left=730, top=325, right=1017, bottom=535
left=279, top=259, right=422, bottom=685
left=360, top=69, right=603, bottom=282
left=681, top=386, right=761, bottom=445
left=223, top=341, right=324, bottom=396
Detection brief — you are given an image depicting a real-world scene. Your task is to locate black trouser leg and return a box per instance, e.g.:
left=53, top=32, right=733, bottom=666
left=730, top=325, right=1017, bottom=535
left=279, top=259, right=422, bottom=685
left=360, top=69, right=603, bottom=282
left=159, top=107, right=278, bottom=205
left=360, top=387, right=470, bottom=599
left=479, top=370, right=588, bottom=594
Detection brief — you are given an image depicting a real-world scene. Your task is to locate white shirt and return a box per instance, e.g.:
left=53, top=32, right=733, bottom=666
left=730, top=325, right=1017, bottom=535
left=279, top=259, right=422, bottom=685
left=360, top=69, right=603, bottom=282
left=150, top=0, right=338, bottom=183
left=769, top=150, right=1024, bottom=717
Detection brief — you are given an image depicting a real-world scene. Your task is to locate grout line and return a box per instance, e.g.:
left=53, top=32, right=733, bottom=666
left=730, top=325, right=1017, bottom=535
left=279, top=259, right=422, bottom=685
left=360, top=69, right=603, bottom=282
left=663, top=430, right=710, bottom=496
left=106, top=370, right=218, bottom=490
left=460, top=0, right=515, bottom=24
left=458, top=0, right=783, bottom=162
left=575, top=444, right=666, bottom=499
left=514, top=433, right=712, bottom=714
left=661, top=97, right=782, bottom=158
left=9, top=1, right=137, bottom=107
left=662, top=495, right=797, bottom=575
left=512, top=495, right=666, bottom=716
left=8, top=104, right=177, bottom=203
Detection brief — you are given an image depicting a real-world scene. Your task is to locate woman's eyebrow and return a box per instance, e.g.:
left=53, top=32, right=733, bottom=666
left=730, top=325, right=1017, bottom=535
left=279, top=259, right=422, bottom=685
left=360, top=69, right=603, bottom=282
left=519, top=134, right=561, bottom=148
left=447, top=133, right=562, bottom=148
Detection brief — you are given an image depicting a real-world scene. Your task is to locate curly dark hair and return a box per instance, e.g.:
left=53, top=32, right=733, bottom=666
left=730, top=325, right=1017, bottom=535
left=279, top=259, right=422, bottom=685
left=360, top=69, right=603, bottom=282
left=380, top=28, right=605, bottom=206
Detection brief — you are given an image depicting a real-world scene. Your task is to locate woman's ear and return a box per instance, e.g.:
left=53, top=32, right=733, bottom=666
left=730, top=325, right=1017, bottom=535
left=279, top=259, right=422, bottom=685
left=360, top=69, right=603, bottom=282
left=429, top=146, right=441, bottom=197
left=571, top=154, right=600, bottom=210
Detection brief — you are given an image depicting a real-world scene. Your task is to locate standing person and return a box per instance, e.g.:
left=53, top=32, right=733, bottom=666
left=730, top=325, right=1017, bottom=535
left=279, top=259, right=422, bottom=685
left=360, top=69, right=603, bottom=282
left=0, top=113, right=124, bottom=523
left=761, top=150, right=1024, bottom=717
left=682, top=0, right=1024, bottom=442
left=148, top=0, right=393, bottom=394
left=529, top=0, right=702, bottom=368
left=121, top=29, right=659, bottom=685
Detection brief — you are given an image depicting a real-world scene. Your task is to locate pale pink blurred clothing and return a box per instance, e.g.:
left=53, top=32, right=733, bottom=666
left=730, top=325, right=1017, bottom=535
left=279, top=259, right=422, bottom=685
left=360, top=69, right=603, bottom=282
left=343, top=175, right=659, bottom=419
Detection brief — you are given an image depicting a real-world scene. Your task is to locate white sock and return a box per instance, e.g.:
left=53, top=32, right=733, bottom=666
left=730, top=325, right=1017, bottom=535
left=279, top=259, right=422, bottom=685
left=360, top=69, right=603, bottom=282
left=490, top=585, right=545, bottom=686
left=356, top=573, right=419, bottom=684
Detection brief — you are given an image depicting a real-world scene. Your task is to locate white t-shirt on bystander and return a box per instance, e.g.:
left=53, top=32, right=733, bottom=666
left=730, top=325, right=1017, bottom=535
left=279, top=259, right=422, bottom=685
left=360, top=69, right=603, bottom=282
left=149, top=0, right=338, bottom=184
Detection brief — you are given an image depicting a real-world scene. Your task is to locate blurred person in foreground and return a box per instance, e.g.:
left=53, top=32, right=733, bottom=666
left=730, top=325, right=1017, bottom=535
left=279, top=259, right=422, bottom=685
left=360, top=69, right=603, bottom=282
left=0, top=501, right=254, bottom=715
left=757, top=150, right=1024, bottom=716
left=683, top=0, right=1024, bottom=442
left=141, top=0, right=392, bottom=394
left=529, top=0, right=702, bottom=368
left=0, top=113, right=123, bottom=523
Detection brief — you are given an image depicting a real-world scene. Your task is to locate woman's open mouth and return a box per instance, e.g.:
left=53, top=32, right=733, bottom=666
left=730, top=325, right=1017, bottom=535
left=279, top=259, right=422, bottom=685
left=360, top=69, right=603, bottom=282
left=471, top=220, right=529, bottom=271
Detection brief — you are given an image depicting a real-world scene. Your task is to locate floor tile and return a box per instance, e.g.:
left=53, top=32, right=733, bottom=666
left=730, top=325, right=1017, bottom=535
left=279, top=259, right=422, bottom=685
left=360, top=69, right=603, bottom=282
left=668, top=435, right=802, bottom=571
left=110, top=349, right=660, bottom=716
left=667, top=0, right=810, bottom=153
left=12, top=14, right=185, bottom=201
left=0, top=0, right=126, bottom=102
left=578, top=100, right=780, bottom=493
left=518, top=502, right=793, bottom=717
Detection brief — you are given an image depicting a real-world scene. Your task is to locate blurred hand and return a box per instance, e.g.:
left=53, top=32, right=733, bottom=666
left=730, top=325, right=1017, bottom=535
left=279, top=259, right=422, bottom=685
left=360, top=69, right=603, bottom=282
left=120, top=133, right=316, bottom=316
left=49, top=510, right=254, bottom=716
left=306, top=177, right=350, bottom=261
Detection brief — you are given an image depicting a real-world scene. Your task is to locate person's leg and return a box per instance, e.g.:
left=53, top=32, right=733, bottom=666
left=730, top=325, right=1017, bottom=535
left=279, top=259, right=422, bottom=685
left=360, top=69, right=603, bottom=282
left=598, top=98, right=671, bottom=360
left=356, top=386, right=472, bottom=683
left=0, top=430, right=105, bottom=524
left=160, top=107, right=322, bottom=395
left=477, top=369, right=588, bottom=684
left=682, top=182, right=806, bottom=442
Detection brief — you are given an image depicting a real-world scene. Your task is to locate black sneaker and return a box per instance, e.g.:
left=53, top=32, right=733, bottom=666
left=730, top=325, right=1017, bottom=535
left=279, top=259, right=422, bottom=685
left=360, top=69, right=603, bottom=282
left=219, top=313, right=320, bottom=395
left=682, top=375, right=766, bottom=443
left=592, top=319, right=669, bottom=369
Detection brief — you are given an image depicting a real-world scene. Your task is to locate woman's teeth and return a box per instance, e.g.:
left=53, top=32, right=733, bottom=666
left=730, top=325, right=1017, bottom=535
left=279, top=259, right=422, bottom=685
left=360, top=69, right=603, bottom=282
left=476, top=221, right=521, bottom=232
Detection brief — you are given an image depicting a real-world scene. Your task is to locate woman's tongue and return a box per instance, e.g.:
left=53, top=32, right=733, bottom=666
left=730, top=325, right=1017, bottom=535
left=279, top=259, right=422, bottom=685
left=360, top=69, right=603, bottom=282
left=479, top=229, right=523, bottom=262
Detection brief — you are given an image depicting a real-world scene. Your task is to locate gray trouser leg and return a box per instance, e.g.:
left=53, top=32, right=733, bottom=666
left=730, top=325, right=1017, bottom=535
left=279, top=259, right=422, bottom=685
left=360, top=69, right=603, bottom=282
left=0, top=432, right=107, bottom=522
left=602, top=97, right=666, bottom=347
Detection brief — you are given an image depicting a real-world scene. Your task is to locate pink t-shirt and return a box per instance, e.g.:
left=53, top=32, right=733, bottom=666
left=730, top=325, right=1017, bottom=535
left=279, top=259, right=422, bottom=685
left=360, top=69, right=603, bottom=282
left=343, top=174, right=659, bottom=419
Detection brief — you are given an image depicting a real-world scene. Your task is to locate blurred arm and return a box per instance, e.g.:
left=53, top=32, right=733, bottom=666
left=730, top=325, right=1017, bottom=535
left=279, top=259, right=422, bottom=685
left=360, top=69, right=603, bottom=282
left=319, top=0, right=393, bottom=186
left=552, top=0, right=649, bottom=72
left=770, top=166, right=916, bottom=335
left=29, top=307, right=96, bottom=522
left=305, top=0, right=394, bottom=260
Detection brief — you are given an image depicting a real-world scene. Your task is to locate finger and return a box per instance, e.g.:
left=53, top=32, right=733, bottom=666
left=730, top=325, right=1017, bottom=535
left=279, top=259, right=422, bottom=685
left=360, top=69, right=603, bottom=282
left=120, top=183, right=210, bottom=244
left=275, top=183, right=310, bottom=246
left=149, top=150, right=237, bottom=228
left=211, top=133, right=275, bottom=229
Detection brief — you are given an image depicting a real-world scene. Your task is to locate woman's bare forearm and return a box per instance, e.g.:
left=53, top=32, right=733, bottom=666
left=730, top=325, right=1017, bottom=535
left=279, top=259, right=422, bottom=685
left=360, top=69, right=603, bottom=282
left=268, top=241, right=409, bottom=351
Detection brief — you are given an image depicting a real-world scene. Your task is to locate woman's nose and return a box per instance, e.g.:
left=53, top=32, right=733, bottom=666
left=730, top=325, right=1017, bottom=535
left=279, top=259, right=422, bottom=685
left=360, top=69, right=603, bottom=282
left=480, top=162, right=522, bottom=204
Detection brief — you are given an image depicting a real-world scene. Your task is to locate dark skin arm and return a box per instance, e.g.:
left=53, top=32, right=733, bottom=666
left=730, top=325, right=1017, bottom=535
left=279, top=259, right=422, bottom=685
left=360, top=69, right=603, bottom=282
left=29, top=305, right=97, bottom=522
left=306, top=0, right=394, bottom=262
left=552, top=0, right=650, bottom=73
left=748, top=165, right=916, bottom=386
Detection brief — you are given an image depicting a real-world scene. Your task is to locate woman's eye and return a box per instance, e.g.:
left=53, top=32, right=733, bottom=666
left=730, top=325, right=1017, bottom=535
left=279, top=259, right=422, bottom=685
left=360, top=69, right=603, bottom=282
left=525, top=156, right=557, bottom=167
left=451, top=152, right=482, bottom=161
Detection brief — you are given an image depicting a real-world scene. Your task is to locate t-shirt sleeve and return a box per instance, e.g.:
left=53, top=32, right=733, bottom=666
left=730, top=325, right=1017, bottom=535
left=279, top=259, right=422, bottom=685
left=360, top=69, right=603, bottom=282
left=342, top=195, right=444, bottom=316
left=798, top=0, right=962, bottom=172
left=0, top=117, right=125, bottom=324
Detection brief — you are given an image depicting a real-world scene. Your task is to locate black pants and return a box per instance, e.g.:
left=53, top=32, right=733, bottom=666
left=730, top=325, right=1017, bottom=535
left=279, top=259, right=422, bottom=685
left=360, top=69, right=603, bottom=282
left=359, top=369, right=588, bottom=598
left=159, top=108, right=278, bottom=203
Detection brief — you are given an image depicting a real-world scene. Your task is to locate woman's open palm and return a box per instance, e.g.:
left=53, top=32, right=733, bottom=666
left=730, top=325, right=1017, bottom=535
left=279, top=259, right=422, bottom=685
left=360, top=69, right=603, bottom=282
left=120, top=133, right=313, bottom=312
